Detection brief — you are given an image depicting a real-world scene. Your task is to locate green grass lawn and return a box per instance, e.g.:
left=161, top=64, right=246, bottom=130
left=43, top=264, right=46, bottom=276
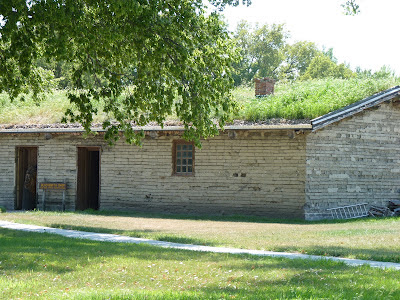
left=0, top=227, right=399, bottom=299
left=1, top=211, right=399, bottom=263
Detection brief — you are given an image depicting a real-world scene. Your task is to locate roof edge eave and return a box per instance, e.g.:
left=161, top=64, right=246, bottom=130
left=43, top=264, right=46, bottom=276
left=311, top=86, right=400, bottom=131
left=0, top=124, right=312, bottom=135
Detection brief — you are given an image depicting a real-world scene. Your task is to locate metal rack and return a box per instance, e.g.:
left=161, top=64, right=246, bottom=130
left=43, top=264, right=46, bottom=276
left=327, top=203, right=369, bottom=219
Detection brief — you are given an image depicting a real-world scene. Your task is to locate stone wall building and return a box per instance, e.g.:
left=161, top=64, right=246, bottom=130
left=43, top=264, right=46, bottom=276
left=305, top=86, right=400, bottom=219
left=0, top=86, right=399, bottom=220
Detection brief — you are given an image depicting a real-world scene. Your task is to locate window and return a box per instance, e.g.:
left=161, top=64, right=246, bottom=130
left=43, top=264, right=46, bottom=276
left=173, top=140, right=195, bottom=175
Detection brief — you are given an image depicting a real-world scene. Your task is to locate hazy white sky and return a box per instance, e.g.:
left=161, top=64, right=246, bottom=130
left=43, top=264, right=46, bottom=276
left=221, top=0, right=399, bottom=74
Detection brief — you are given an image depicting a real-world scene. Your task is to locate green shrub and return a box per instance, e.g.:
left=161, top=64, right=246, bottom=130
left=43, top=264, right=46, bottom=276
left=0, top=206, right=6, bottom=213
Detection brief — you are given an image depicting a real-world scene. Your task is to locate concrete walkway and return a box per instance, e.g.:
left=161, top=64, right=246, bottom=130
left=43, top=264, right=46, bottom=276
left=1, top=220, right=399, bottom=270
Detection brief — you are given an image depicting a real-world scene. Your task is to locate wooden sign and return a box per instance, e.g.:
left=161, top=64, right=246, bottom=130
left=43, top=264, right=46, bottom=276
left=39, top=182, right=67, bottom=190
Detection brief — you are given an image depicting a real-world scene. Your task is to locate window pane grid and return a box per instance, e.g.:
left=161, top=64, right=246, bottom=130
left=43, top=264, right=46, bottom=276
left=175, top=143, right=193, bottom=175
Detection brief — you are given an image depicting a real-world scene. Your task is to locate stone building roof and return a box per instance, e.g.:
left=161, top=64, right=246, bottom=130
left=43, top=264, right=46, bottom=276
left=0, top=86, right=399, bottom=134
left=0, top=122, right=312, bottom=134
left=311, top=85, right=400, bottom=131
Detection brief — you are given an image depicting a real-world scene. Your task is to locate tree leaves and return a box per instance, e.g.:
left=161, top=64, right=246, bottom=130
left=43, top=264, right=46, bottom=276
left=0, top=0, right=239, bottom=146
left=232, top=22, right=356, bottom=84
left=232, top=21, right=288, bottom=86
left=342, top=0, right=360, bottom=15
left=300, top=55, right=355, bottom=81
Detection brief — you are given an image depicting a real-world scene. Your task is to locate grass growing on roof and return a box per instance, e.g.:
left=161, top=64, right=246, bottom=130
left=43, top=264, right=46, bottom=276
left=234, top=77, right=400, bottom=121
left=0, top=90, right=107, bottom=125
left=0, top=91, right=68, bottom=124
left=1, top=211, right=400, bottom=263
left=0, top=228, right=399, bottom=299
left=1, top=77, right=399, bottom=125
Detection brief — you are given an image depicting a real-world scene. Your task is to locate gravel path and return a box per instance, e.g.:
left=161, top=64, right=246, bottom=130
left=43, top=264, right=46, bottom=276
left=1, top=220, right=399, bottom=270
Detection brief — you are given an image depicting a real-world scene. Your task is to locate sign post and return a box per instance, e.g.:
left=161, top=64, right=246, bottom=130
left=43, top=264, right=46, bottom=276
left=39, top=182, right=67, bottom=211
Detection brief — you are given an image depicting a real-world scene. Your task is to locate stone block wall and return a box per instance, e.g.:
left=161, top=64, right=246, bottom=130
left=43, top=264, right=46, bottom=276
left=0, top=129, right=307, bottom=218
left=100, top=130, right=307, bottom=218
left=305, top=102, right=400, bottom=220
left=0, top=133, right=105, bottom=211
left=0, top=141, right=16, bottom=209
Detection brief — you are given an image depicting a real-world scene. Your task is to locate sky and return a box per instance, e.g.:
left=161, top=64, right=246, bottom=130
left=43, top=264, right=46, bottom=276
left=221, top=0, right=400, bottom=75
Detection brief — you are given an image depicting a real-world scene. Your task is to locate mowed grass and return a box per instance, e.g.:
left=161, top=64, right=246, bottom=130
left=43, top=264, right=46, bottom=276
left=0, top=228, right=399, bottom=300
left=1, top=211, right=399, bottom=263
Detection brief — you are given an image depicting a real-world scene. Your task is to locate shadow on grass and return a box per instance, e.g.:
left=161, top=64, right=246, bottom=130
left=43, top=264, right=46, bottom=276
left=49, top=223, right=155, bottom=237
left=0, top=228, right=213, bottom=274
left=72, top=209, right=400, bottom=225
left=1, top=228, right=399, bottom=299
left=273, top=245, right=400, bottom=263
left=50, top=223, right=399, bottom=263
left=5, top=209, right=400, bottom=226
left=48, top=223, right=217, bottom=246
left=191, top=260, right=400, bottom=300
left=71, top=209, right=314, bottom=224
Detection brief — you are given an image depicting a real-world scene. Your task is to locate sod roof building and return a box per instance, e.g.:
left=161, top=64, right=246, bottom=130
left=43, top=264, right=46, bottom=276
left=0, top=86, right=399, bottom=220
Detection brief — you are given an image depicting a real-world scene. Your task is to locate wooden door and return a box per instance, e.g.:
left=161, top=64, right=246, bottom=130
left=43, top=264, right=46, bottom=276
left=15, top=147, right=38, bottom=210
left=76, top=147, right=100, bottom=210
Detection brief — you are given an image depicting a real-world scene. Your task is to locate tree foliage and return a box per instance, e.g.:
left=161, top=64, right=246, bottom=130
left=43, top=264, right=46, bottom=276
left=232, top=22, right=354, bottom=85
left=300, top=55, right=354, bottom=80
left=232, top=21, right=288, bottom=85
left=342, top=0, right=360, bottom=15
left=279, top=41, right=321, bottom=80
left=0, top=0, right=245, bottom=146
left=355, top=65, right=397, bottom=79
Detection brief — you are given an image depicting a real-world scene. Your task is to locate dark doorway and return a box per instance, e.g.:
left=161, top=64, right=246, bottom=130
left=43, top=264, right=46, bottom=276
left=76, top=147, right=100, bottom=210
left=16, top=147, right=38, bottom=210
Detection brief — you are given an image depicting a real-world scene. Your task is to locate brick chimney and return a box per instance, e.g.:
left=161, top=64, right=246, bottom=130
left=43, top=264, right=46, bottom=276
left=254, top=77, right=275, bottom=97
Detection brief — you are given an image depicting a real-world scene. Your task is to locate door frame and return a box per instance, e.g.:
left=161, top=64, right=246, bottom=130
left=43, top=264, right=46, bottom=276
left=76, top=146, right=101, bottom=210
left=15, top=146, right=38, bottom=210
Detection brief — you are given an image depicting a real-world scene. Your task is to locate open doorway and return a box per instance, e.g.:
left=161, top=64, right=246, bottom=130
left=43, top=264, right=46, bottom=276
left=76, top=147, right=100, bottom=210
left=15, top=147, right=38, bottom=210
